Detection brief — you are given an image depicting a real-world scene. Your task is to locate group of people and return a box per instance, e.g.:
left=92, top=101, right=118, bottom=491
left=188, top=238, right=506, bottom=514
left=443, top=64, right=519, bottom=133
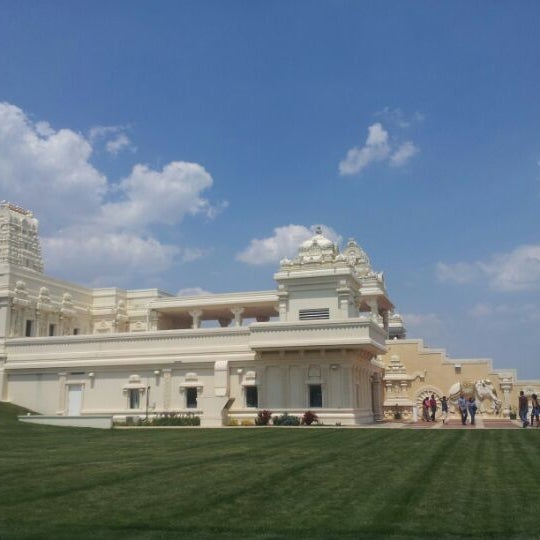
left=421, top=394, right=450, bottom=424
left=421, top=393, right=476, bottom=425
left=421, top=390, right=540, bottom=428
left=518, top=391, right=540, bottom=428
left=457, top=394, right=478, bottom=425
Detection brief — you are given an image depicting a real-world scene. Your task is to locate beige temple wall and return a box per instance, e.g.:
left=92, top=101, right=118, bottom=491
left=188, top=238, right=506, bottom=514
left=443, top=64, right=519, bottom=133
left=382, top=339, right=540, bottom=420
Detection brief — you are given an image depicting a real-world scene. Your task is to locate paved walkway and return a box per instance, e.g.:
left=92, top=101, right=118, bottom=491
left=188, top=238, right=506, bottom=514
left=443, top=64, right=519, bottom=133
left=400, top=416, right=536, bottom=429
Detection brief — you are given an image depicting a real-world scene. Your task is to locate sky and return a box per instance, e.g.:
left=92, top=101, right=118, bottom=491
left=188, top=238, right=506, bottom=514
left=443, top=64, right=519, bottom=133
left=1, top=1, right=540, bottom=378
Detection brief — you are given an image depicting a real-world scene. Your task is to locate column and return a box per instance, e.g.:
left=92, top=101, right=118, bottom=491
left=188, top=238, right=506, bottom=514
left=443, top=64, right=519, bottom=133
left=58, top=372, right=67, bottom=414
left=500, top=378, right=513, bottom=416
left=0, top=359, right=6, bottom=401
left=189, top=309, right=203, bottom=329
left=367, top=298, right=380, bottom=324
left=371, top=372, right=384, bottom=421
left=162, top=368, right=172, bottom=411
left=230, top=307, right=244, bottom=327
left=381, top=309, right=389, bottom=331
left=147, top=310, right=161, bottom=331
left=277, top=286, right=288, bottom=321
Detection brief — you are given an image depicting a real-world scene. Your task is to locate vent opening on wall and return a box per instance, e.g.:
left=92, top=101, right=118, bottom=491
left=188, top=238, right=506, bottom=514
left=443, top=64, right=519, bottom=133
left=299, top=308, right=329, bottom=320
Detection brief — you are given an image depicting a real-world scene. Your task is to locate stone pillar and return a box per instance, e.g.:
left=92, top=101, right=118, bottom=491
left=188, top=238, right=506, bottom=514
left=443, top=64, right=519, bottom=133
left=0, top=298, right=11, bottom=339
left=277, top=286, right=288, bottom=321
left=58, top=372, right=67, bottom=414
left=500, top=378, right=513, bottom=416
left=381, top=310, right=389, bottom=332
left=371, top=372, right=384, bottom=422
left=162, top=368, right=172, bottom=411
left=0, top=359, right=6, bottom=401
left=367, top=298, right=380, bottom=324
left=189, top=309, right=203, bottom=329
left=230, top=307, right=244, bottom=327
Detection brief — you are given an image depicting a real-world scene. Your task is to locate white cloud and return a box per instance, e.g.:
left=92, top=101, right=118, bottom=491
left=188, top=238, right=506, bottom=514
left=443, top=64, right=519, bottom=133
left=339, top=122, right=418, bottom=175
left=106, top=133, right=131, bottom=155
left=483, top=246, right=540, bottom=291
left=390, top=141, right=419, bottom=166
left=468, top=303, right=493, bottom=318
left=436, top=261, right=483, bottom=284
left=42, top=229, right=179, bottom=287
left=437, top=245, right=540, bottom=292
left=0, top=102, right=107, bottom=230
left=403, top=312, right=443, bottom=330
left=374, top=107, right=425, bottom=128
left=181, top=247, right=207, bottom=262
left=89, top=125, right=135, bottom=155
left=177, top=287, right=212, bottom=296
left=237, top=224, right=341, bottom=265
left=0, top=102, right=222, bottom=286
left=100, top=161, right=217, bottom=231
left=469, top=302, right=540, bottom=323
left=338, top=123, right=390, bottom=175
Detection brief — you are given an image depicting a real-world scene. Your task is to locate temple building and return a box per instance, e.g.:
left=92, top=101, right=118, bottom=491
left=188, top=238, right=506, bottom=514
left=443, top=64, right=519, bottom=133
left=0, top=202, right=537, bottom=426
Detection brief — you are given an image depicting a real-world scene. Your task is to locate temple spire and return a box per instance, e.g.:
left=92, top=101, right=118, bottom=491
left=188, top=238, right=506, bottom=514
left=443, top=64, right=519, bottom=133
left=0, top=201, right=44, bottom=273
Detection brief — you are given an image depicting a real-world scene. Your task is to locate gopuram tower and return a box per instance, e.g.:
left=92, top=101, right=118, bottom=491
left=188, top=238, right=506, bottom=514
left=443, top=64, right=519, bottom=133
left=0, top=201, right=44, bottom=273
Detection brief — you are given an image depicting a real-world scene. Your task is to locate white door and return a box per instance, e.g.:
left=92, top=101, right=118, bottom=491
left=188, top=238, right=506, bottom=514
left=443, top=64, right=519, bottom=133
left=67, top=385, right=83, bottom=416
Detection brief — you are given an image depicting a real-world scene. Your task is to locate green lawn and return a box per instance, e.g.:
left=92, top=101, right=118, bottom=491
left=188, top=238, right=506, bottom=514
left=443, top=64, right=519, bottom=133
left=0, top=403, right=537, bottom=539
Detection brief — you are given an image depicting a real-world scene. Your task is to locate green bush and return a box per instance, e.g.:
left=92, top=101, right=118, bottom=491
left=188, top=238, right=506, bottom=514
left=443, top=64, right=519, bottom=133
left=272, top=412, right=301, bottom=426
left=137, top=412, right=200, bottom=426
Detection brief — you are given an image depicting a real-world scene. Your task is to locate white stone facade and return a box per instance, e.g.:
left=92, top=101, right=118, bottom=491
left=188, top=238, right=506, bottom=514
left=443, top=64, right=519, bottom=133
left=0, top=209, right=393, bottom=426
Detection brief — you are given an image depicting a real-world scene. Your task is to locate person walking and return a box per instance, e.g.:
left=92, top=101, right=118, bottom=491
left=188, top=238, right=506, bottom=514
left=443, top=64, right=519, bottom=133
left=422, top=397, right=430, bottom=422
left=440, top=396, right=449, bottom=424
left=458, top=393, right=468, bottom=425
left=530, top=393, right=539, bottom=427
left=518, top=390, right=529, bottom=428
left=467, top=396, right=478, bottom=425
left=429, top=394, right=437, bottom=422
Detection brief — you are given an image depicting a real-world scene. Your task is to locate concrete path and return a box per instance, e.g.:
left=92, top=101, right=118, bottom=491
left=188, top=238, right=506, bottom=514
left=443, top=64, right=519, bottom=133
left=401, top=416, right=528, bottom=429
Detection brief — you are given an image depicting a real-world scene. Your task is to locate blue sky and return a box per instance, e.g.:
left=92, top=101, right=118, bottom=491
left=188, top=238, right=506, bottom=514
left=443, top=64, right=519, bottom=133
left=1, top=1, right=540, bottom=378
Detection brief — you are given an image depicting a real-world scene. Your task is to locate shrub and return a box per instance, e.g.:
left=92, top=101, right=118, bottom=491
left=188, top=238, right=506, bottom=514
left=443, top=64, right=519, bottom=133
left=255, top=410, right=273, bottom=426
left=301, top=410, right=319, bottom=425
left=272, top=413, right=301, bottom=426
left=241, top=419, right=255, bottom=426
left=227, top=418, right=239, bottom=426
left=137, top=412, right=200, bottom=426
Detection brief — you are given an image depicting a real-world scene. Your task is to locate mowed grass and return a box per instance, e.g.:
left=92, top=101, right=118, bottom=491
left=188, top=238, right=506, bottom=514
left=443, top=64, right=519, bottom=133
left=0, top=404, right=538, bottom=540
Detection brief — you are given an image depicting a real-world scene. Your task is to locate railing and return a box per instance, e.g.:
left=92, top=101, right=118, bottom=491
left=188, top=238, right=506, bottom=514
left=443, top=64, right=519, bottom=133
left=5, top=317, right=387, bottom=368
left=5, top=326, right=253, bottom=366
left=249, top=317, right=387, bottom=353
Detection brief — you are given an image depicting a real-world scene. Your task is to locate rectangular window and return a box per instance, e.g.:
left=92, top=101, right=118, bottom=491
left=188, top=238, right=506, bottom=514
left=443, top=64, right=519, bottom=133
left=49, top=324, right=55, bottom=336
left=245, top=386, right=258, bottom=408
left=25, top=320, right=33, bottom=337
left=186, top=387, right=198, bottom=409
left=128, top=389, right=140, bottom=409
left=73, top=328, right=79, bottom=335
left=299, top=308, right=329, bottom=320
left=309, top=384, right=323, bottom=408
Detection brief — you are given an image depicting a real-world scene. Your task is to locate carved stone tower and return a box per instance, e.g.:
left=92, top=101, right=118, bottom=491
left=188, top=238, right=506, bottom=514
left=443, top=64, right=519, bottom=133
left=0, top=201, right=44, bottom=273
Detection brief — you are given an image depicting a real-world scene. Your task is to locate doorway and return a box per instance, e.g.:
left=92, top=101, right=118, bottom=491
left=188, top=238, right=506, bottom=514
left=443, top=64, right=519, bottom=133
left=67, top=385, right=83, bottom=416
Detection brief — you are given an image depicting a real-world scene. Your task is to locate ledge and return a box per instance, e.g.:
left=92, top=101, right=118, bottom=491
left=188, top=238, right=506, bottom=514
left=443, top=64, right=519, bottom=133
left=18, top=415, right=113, bottom=429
